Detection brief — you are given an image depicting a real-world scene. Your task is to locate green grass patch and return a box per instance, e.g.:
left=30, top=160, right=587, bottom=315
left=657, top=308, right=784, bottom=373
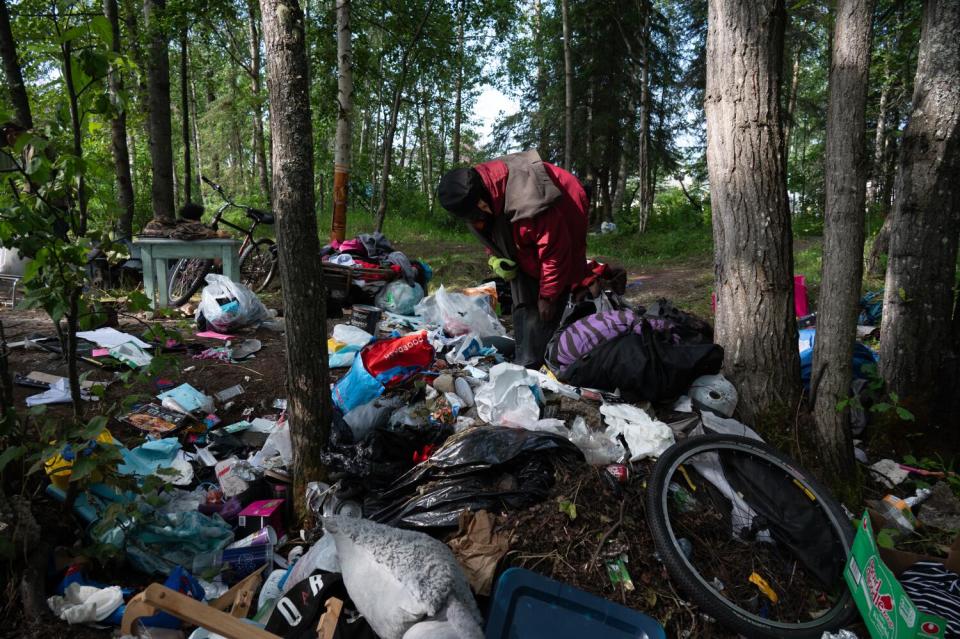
left=588, top=225, right=713, bottom=269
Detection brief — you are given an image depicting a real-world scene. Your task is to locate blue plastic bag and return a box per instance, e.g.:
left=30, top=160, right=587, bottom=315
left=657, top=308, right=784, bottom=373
left=332, top=355, right=385, bottom=413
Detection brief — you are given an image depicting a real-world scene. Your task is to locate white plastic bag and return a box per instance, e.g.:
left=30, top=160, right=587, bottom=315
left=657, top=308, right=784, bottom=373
left=600, top=403, right=675, bottom=461
left=196, top=273, right=270, bottom=331
left=376, top=281, right=424, bottom=315
left=474, top=363, right=540, bottom=427
left=415, top=285, right=505, bottom=337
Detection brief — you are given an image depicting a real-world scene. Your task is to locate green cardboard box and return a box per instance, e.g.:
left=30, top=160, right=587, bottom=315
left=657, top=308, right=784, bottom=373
left=844, top=509, right=950, bottom=639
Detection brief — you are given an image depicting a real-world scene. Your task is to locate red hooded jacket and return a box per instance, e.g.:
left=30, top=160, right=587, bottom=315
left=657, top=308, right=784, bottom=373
left=473, top=159, right=589, bottom=302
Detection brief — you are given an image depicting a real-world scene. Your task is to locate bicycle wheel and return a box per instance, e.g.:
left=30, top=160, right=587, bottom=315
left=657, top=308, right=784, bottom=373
left=239, top=238, right=277, bottom=292
left=167, top=258, right=213, bottom=307
left=645, top=434, right=856, bottom=638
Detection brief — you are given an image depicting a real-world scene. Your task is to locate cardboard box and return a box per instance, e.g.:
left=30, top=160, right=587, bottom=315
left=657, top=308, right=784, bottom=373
left=237, top=499, right=285, bottom=539
left=844, top=509, right=957, bottom=639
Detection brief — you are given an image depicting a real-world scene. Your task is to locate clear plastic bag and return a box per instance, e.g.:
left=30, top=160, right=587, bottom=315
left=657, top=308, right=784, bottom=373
left=415, top=285, right=505, bottom=337
left=196, top=273, right=270, bottom=331
left=375, top=281, right=424, bottom=315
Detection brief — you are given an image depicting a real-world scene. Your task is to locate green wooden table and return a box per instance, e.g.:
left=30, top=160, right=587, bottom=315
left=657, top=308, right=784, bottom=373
left=134, top=237, right=241, bottom=308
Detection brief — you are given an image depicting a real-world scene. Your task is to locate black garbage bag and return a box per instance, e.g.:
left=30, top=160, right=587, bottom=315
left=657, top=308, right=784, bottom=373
left=720, top=450, right=845, bottom=589
left=367, top=426, right=583, bottom=529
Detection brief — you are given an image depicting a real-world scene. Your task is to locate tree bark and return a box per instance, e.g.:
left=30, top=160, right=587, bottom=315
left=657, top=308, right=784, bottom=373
left=533, top=0, right=547, bottom=154
left=374, top=2, right=434, bottom=232
left=248, top=0, right=271, bottom=204
left=0, top=0, right=31, bottom=129
left=258, top=0, right=329, bottom=519
left=866, top=211, right=890, bottom=277
left=611, top=132, right=632, bottom=220
left=560, top=0, right=573, bottom=170
left=811, top=0, right=873, bottom=482
left=452, top=0, right=464, bottom=167
left=331, top=0, right=352, bottom=243
left=143, top=0, right=175, bottom=224
left=705, top=0, right=800, bottom=428
left=180, top=29, right=192, bottom=203
left=866, top=56, right=890, bottom=205
left=880, top=0, right=960, bottom=409
left=104, top=0, right=135, bottom=240
left=782, top=46, right=800, bottom=154
left=584, top=80, right=596, bottom=217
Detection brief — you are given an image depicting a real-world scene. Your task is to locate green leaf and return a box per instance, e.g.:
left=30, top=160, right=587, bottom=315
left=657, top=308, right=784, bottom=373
left=903, top=454, right=918, bottom=465
left=0, top=445, right=26, bottom=474
left=57, top=25, right=86, bottom=44
left=89, top=16, right=113, bottom=47
left=126, top=290, right=152, bottom=313
left=871, top=402, right=892, bottom=413
left=896, top=406, right=915, bottom=422
left=68, top=456, right=97, bottom=483
left=558, top=498, right=577, bottom=520
left=80, top=415, right=109, bottom=440
left=877, top=528, right=897, bottom=549
left=888, top=391, right=899, bottom=404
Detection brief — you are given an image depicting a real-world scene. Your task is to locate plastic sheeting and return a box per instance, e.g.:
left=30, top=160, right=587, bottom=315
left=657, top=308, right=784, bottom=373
left=474, top=363, right=541, bottom=428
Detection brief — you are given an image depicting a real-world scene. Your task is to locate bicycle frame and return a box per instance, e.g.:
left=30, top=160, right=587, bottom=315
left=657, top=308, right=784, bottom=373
left=208, top=202, right=260, bottom=255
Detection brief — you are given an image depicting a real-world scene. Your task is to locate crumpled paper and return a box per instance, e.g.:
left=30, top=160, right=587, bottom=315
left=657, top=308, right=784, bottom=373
left=447, top=510, right=512, bottom=596
left=599, top=403, right=674, bottom=461
left=869, top=458, right=909, bottom=488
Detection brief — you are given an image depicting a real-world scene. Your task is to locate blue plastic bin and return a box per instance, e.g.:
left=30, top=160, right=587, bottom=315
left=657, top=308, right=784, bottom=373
left=485, top=568, right=667, bottom=639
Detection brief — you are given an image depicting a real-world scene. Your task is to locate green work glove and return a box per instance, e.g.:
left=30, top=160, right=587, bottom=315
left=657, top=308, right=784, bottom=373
left=488, top=256, right=518, bottom=281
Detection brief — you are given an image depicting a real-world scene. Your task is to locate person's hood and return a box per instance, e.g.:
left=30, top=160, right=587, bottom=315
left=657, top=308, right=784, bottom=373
left=474, top=150, right=562, bottom=223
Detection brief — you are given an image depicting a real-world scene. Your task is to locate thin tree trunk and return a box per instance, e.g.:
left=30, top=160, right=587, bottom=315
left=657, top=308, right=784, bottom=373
left=637, top=0, right=652, bottom=233
left=880, top=0, right=960, bottom=410
left=104, top=0, right=135, bottom=239
left=0, top=0, right=32, bottom=129
left=248, top=0, right=270, bottom=204
left=259, top=0, right=329, bottom=519
left=705, top=0, right=800, bottom=428
left=452, top=0, right=464, bottom=166
left=560, top=0, right=573, bottom=170
left=867, top=56, right=890, bottom=204
left=206, top=82, right=221, bottom=178
left=331, top=0, right=352, bottom=243
left=180, top=29, right=192, bottom=203
left=422, top=92, right=435, bottom=213
left=399, top=109, right=408, bottom=170
left=584, top=80, right=595, bottom=213
left=143, top=0, right=175, bottom=224
left=61, top=38, right=87, bottom=234
left=189, top=66, right=205, bottom=206
left=782, top=47, right=800, bottom=153
left=533, top=0, right=547, bottom=154
left=611, top=137, right=632, bottom=220
left=374, top=1, right=435, bottom=232
left=811, top=0, right=873, bottom=483
left=867, top=213, right=891, bottom=277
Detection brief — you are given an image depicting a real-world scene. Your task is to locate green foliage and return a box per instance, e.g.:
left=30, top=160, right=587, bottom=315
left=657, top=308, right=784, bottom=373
left=836, top=364, right=915, bottom=424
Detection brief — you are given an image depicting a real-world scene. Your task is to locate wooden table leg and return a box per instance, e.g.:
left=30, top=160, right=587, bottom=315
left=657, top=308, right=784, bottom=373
left=223, top=246, right=240, bottom=283
left=140, top=247, right=156, bottom=309
left=155, top=258, right=169, bottom=308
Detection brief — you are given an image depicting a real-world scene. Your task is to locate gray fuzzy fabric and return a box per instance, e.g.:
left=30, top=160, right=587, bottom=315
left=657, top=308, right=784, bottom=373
left=323, top=516, right=483, bottom=639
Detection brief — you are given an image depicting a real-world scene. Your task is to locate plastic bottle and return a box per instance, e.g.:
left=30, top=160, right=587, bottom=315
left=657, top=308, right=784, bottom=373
left=876, top=488, right=933, bottom=535
left=668, top=483, right=699, bottom=513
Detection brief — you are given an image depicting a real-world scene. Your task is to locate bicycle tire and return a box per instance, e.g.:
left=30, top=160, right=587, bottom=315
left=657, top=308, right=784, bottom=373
left=239, top=238, right=277, bottom=293
left=167, top=258, right=213, bottom=307
left=645, top=434, right=856, bottom=638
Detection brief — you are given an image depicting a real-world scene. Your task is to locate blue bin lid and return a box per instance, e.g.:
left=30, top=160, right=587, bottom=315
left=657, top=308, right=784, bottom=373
left=485, top=568, right=666, bottom=639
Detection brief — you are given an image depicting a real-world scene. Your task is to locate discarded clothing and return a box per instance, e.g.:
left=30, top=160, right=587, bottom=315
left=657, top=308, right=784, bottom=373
left=47, top=582, right=123, bottom=625
left=900, top=561, right=960, bottom=637
left=266, top=571, right=376, bottom=639
left=798, top=328, right=878, bottom=390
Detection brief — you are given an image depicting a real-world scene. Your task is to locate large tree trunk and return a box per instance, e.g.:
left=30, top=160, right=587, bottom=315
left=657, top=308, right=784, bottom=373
left=811, top=0, right=873, bottom=483
left=180, top=29, right=192, bottom=203
left=451, top=0, right=464, bottom=167
left=560, top=0, right=573, bottom=170
left=259, top=0, right=329, bottom=519
left=143, top=0, right=175, bottom=224
left=0, top=0, right=31, bottom=129
left=880, top=0, right=960, bottom=411
left=105, top=0, right=135, bottom=240
left=374, top=2, right=434, bottom=232
left=248, top=0, right=271, bottom=204
left=331, top=0, right=352, bottom=243
left=705, top=0, right=800, bottom=428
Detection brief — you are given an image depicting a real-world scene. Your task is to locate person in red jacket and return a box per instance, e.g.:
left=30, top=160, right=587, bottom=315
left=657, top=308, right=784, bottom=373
left=438, top=150, right=589, bottom=368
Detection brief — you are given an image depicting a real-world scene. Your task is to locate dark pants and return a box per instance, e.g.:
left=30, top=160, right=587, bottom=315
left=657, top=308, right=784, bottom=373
left=511, top=273, right=566, bottom=368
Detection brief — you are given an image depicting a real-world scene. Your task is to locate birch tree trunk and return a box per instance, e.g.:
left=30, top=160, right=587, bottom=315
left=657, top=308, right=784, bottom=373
left=706, top=0, right=800, bottom=428
left=0, top=0, right=32, bottom=129
left=811, top=0, right=873, bottom=482
left=105, top=0, right=135, bottom=239
left=452, top=0, right=464, bottom=167
left=258, top=0, right=329, bottom=519
left=880, top=0, right=960, bottom=410
left=533, top=0, right=547, bottom=154
left=560, top=0, right=573, bottom=169
left=637, top=0, right=652, bottom=233
left=331, top=0, right=352, bottom=243
left=144, top=0, right=175, bottom=224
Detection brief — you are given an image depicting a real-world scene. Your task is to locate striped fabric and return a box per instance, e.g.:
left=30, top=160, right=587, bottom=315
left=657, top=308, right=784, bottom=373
left=900, top=561, right=960, bottom=637
left=555, top=310, right=643, bottom=367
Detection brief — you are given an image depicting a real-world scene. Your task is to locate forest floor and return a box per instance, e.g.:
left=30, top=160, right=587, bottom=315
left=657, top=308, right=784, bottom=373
left=4, top=230, right=955, bottom=639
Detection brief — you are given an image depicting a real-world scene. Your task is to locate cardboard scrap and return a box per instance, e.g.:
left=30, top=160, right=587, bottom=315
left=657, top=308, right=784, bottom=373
left=446, top=510, right=512, bottom=596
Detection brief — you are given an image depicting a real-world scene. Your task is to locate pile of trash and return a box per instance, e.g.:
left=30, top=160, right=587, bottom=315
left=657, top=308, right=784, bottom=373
left=26, top=266, right=960, bottom=639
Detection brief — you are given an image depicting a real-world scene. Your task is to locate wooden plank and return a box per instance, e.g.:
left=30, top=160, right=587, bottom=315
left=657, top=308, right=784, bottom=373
left=316, top=597, right=343, bottom=639
left=122, top=584, right=282, bottom=639
left=210, top=565, right=267, bottom=612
